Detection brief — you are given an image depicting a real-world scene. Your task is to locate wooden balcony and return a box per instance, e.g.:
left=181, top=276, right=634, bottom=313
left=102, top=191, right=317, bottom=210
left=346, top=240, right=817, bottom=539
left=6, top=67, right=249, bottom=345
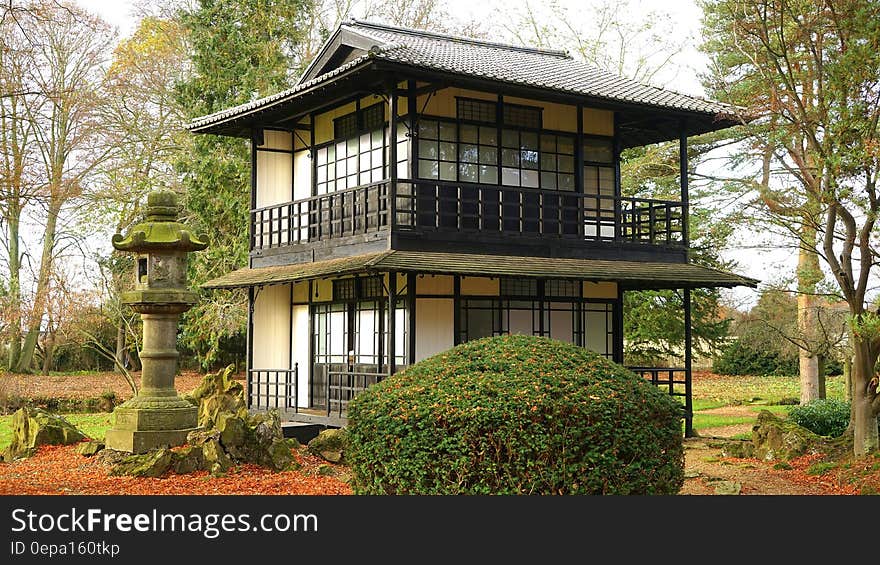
left=250, top=179, right=686, bottom=262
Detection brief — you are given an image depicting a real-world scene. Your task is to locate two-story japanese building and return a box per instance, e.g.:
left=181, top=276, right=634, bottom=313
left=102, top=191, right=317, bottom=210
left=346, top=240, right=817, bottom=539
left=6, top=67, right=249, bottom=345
left=191, top=20, right=758, bottom=435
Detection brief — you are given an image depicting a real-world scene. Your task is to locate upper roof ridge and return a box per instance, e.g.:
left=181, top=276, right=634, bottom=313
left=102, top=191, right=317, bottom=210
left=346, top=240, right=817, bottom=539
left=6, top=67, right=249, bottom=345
left=346, top=19, right=571, bottom=59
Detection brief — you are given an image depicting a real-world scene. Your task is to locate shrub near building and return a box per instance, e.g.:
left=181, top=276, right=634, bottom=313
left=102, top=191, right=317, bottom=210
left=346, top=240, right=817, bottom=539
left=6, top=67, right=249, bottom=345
left=346, top=335, right=685, bottom=495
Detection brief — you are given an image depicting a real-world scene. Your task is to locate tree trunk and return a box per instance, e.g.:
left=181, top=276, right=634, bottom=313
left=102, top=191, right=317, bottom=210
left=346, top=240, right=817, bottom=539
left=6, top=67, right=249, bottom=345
left=818, top=355, right=826, bottom=399
left=115, top=324, right=126, bottom=372
left=41, top=328, right=55, bottom=376
left=845, top=353, right=853, bottom=402
left=851, top=338, right=879, bottom=456
left=6, top=212, right=21, bottom=371
left=14, top=199, right=60, bottom=373
left=796, top=230, right=822, bottom=404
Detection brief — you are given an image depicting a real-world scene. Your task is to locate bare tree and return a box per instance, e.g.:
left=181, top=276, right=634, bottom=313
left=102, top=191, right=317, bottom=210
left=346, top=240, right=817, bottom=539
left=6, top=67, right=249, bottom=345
left=11, top=0, right=116, bottom=372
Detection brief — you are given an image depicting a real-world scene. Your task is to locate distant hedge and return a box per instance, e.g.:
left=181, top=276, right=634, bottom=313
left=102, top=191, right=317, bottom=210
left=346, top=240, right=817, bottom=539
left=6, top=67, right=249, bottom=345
left=712, top=338, right=798, bottom=376
left=346, top=335, right=685, bottom=495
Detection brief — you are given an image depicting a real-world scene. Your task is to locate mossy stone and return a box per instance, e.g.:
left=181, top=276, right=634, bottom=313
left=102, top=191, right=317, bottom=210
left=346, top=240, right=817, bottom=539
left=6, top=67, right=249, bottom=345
left=3, top=407, right=86, bottom=461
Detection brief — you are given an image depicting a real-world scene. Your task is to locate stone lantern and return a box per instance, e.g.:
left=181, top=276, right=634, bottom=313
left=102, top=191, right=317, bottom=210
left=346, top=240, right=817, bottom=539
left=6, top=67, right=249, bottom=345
left=104, top=190, right=208, bottom=454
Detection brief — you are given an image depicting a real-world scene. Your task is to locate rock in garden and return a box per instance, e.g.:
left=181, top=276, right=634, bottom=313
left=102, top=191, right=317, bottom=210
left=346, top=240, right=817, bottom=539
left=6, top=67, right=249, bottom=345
left=752, top=410, right=823, bottom=461
left=2, top=407, right=87, bottom=461
left=308, top=428, right=349, bottom=464
left=185, top=365, right=247, bottom=429
left=76, top=440, right=105, bottom=457
left=266, top=438, right=297, bottom=471
left=201, top=438, right=233, bottom=474
left=713, top=481, right=742, bottom=495
left=171, top=445, right=206, bottom=474
left=720, top=440, right=755, bottom=459
left=110, top=448, right=173, bottom=478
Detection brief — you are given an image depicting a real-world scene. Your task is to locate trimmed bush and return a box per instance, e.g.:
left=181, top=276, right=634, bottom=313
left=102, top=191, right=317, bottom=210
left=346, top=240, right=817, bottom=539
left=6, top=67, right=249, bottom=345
left=346, top=335, right=684, bottom=495
left=712, top=338, right=797, bottom=376
left=787, top=398, right=850, bottom=438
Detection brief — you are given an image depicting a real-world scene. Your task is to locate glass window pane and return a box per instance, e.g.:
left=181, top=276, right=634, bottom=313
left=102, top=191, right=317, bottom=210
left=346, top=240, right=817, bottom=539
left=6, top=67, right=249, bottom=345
left=501, top=148, right=520, bottom=167
left=347, top=137, right=358, bottom=154
left=466, top=307, right=494, bottom=340
left=521, top=131, right=538, bottom=150
left=459, top=124, right=478, bottom=144
left=359, top=153, right=371, bottom=170
left=371, top=148, right=383, bottom=167
left=479, top=146, right=497, bottom=165
left=599, top=166, right=615, bottom=193
left=440, top=162, right=457, bottom=181
left=558, top=136, right=574, bottom=155
left=558, top=174, right=575, bottom=191
left=459, top=163, right=478, bottom=183
left=558, top=155, right=574, bottom=173
left=372, top=129, right=384, bottom=148
left=336, top=160, right=346, bottom=177
left=336, top=141, right=347, bottom=158
left=419, top=141, right=439, bottom=159
left=419, top=159, right=439, bottom=179
left=540, top=134, right=556, bottom=153
left=501, top=129, right=518, bottom=148
left=584, top=309, right=608, bottom=355
left=439, top=142, right=457, bottom=161
left=522, top=149, right=539, bottom=169
left=480, top=165, right=498, bottom=184
left=327, top=144, right=335, bottom=161
left=459, top=143, right=479, bottom=163
left=502, top=167, right=520, bottom=186
left=317, top=165, right=327, bottom=183
left=541, top=153, right=557, bottom=171
left=360, top=133, right=371, bottom=152
left=584, top=138, right=613, bottom=162
left=521, top=169, right=539, bottom=188
left=479, top=126, right=497, bottom=146
left=584, top=166, right=598, bottom=192
left=317, top=147, right=328, bottom=165
left=540, top=171, right=557, bottom=189
left=439, top=122, right=456, bottom=141
left=419, top=120, right=438, bottom=139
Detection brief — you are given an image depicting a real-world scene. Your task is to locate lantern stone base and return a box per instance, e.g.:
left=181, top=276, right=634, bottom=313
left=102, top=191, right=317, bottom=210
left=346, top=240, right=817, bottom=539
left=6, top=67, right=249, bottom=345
left=105, top=405, right=199, bottom=454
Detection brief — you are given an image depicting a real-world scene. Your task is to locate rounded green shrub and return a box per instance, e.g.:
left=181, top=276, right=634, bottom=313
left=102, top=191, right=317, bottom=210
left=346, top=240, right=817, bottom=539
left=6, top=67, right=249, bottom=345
left=787, top=398, right=850, bottom=437
left=712, top=338, right=797, bottom=376
left=346, top=335, right=685, bottom=495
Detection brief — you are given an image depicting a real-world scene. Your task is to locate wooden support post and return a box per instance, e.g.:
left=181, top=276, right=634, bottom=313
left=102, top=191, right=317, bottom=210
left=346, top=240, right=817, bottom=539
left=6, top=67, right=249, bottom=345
left=679, top=124, right=689, bottom=249
left=684, top=287, right=694, bottom=438
left=389, top=272, right=397, bottom=375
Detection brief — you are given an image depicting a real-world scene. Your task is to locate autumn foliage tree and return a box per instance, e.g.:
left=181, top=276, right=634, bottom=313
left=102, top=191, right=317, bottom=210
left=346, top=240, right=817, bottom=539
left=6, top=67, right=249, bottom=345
left=701, top=0, right=880, bottom=456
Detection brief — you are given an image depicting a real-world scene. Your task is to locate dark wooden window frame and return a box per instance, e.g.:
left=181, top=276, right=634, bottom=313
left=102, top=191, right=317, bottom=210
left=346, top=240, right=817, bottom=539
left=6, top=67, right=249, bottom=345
left=455, top=277, right=616, bottom=358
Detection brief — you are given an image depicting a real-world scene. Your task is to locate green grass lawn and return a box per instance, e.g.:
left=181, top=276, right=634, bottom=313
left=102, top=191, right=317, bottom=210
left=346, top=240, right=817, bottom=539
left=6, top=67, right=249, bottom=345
left=688, top=373, right=847, bottom=435
left=0, top=412, right=113, bottom=451
left=693, top=404, right=790, bottom=431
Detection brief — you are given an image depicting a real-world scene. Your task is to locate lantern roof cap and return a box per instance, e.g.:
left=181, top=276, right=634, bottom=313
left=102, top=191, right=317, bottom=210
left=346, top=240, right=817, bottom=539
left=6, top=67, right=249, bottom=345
left=112, top=190, right=208, bottom=253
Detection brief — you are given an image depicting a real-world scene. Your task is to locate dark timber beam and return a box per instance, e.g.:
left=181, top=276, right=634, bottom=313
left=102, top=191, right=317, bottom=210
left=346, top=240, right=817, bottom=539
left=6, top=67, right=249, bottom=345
left=388, top=271, right=397, bottom=375
left=680, top=124, right=690, bottom=248
left=684, top=287, right=694, bottom=437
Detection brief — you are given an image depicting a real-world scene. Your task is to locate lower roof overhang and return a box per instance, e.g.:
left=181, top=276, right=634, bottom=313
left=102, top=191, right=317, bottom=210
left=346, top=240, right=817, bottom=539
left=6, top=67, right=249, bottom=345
left=202, top=250, right=758, bottom=291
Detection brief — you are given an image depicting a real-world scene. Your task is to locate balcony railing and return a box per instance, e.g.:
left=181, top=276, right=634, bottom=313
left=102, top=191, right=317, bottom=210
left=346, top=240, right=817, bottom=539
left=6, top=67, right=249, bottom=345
left=251, top=179, right=684, bottom=252
left=248, top=366, right=298, bottom=411
left=326, top=371, right=388, bottom=419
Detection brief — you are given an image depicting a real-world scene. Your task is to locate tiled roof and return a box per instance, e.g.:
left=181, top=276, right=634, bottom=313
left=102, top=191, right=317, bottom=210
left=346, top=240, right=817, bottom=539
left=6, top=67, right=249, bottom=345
left=201, top=250, right=758, bottom=290
left=188, top=20, right=743, bottom=133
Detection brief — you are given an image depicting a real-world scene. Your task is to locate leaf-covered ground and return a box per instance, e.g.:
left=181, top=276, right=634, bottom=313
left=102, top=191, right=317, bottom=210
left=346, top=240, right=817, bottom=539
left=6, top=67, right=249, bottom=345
left=0, top=443, right=352, bottom=495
